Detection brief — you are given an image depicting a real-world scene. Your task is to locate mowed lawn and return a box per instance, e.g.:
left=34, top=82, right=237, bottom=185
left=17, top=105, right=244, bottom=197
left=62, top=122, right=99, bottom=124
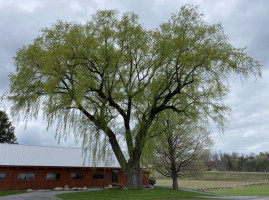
left=56, top=187, right=213, bottom=200
left=156, top=171, right=269, bottom=190
left=157, top=179, right=254, bottom=190
left=209, top=185, right=269, bottom=196
left=0, top=190, right=26, bottom=197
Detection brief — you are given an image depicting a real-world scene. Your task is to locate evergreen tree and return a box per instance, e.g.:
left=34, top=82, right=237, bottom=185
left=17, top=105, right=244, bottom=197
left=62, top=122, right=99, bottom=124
left=0, top=110, right=17, bottom=144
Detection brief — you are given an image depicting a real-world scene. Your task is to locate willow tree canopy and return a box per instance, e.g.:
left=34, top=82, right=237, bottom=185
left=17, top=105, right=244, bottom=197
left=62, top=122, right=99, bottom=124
left=8, top=5, right=261, bottom=188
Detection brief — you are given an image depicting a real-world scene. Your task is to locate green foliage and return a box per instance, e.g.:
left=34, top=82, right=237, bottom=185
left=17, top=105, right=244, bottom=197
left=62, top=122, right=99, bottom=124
left=7, top=5, right=261, bottom=187
left=0, top=110, right=17, bottom=144
left=56, top=187, right=212, bottom=200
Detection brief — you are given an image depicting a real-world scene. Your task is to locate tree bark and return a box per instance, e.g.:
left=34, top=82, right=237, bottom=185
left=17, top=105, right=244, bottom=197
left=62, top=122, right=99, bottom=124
left=124, top=162, right=144, bottom=188
left=172, top=174, right=179, bottom=190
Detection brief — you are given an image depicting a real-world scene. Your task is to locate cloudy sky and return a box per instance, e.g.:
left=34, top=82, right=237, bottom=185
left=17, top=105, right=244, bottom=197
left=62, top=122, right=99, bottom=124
left=0, top=0, right=268, bottom=154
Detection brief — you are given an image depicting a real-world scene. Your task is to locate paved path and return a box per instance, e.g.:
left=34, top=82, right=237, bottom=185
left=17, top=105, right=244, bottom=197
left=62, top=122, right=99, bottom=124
left=0, top=188, right=101, bottom=200
left=199, top=197, right=269, bottom=200
left=200, top=195, right=269, bottom=199
left=0, top=190, right=75, bottom=200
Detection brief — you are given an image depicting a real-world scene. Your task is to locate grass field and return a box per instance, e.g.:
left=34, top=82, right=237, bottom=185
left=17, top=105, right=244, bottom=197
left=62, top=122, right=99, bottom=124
left=155, top=171, right=269, bottom=190
left=209, top=184, right=269, bottom=196
left=192, top=171, right=269, bottom=182
left=56, top=187, right=214, bottom=200
left=156, top=179, right=259, bottom=190
left=0, top=190, right=26, bottom=197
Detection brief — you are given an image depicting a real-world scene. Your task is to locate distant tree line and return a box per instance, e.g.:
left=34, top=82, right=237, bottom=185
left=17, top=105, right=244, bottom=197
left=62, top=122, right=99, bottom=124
left=202, top=151, right=269, bottom=172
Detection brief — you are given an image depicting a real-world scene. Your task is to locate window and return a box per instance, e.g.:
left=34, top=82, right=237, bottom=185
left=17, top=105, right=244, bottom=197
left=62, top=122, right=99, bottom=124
left=0, top=173, right=6, bottom=181
left=93, top=173, right=104, bottom=180
left=112, top=170, right=118, bottom=183
left=18, top=173, right=34, bottom=181
left=71, top=173, right=83, bottom=180
left=46, top=173, right=61, bottom=180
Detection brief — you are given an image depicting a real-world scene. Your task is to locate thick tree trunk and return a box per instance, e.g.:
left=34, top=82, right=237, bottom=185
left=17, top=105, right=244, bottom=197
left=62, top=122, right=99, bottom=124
left=125, top=162, right=144, bottom=188
left=172, top=174, right=179, bottom=190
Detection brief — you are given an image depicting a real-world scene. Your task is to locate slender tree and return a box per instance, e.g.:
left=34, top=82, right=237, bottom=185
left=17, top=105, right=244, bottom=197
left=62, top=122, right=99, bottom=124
left=7, top=5, right=260, bottom=188
left=0, top=110, right=17, bottom=144
left=152, top=113, right=211, bottom=190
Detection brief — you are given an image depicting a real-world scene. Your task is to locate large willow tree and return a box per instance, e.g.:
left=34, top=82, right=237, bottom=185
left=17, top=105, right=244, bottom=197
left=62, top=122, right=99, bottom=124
left=8, top=5, right=260, bottom=188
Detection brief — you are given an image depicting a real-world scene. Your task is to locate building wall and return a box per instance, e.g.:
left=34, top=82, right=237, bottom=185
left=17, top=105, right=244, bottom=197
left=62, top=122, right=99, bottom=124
left=0, top=166, right=149, bottom=190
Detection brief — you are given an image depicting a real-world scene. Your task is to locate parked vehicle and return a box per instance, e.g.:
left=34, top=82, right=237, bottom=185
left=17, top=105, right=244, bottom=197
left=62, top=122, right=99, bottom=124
left=149, top=177, right=156, bottom=185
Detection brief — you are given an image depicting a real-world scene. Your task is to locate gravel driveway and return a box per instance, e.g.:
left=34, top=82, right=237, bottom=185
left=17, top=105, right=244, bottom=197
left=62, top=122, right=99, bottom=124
left=0, top=191, right=64, bottom=200
left=0, top=189, right=101, bottom=200
left=0, top=190, right=75, bottom=200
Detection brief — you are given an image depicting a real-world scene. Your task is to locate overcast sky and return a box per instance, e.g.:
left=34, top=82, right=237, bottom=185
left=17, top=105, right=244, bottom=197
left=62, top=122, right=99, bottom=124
left=0, top=0, right=268, bottom=155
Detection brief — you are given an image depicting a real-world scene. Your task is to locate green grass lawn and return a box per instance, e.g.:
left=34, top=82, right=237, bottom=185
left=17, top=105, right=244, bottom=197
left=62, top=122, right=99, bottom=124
left=209, top=184, right=269, bottom=196
left=155, top=171, right=269, bottom=182
left=194, top=171, right=269, bottom=182
left=0, top=190, right=26, bottom=197
left=157, top=179, right=254, bottom=190
left=56, top=187, right=213, bottom=200
left=155, top=171, right=269, bottom=190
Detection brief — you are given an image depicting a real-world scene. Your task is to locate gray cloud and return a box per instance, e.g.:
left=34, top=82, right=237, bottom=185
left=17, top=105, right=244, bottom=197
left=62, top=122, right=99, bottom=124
left=15, top=118, right=82, bottom=148
left=201, top=0, right=269, bottom=65
left=212, top=68, right=269, bottom=154
left=190, top=0, right=269, bottom=154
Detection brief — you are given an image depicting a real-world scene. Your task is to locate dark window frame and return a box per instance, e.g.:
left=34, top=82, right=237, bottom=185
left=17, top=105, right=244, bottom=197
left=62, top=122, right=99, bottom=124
left=0, top=173, right=6, bottom=181
left=70, top=173, right=84, bottom=180
left=46, top=173, right=61, bottom=180
left=93, top=173, right=104, bottom=180
left=18, top=173, right=35, bottom=181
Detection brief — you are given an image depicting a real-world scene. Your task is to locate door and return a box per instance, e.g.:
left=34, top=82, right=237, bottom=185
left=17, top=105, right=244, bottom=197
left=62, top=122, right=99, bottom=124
left=111, top=170, right=118, bottom=183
